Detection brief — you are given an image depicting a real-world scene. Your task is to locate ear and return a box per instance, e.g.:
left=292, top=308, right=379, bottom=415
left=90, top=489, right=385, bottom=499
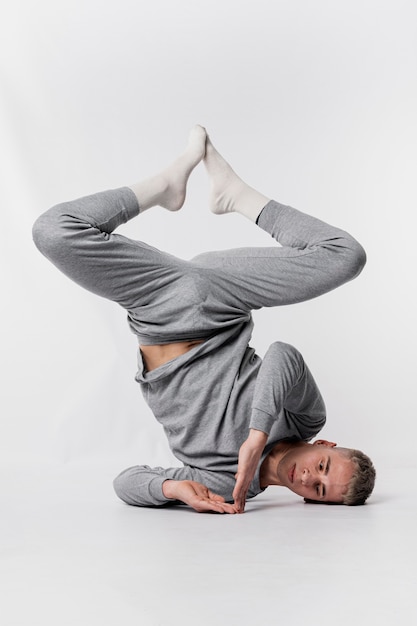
left=313, top=439, right=337, bottom=448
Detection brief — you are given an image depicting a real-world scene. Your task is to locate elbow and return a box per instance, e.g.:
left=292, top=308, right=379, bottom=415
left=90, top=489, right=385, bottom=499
left=113, top=472, right=131, bottom=505
left=267, top=341, right=304, bottom=374
left=269, top=341, right=301, bottom=361
left=113, top=469, right=141, bottom=506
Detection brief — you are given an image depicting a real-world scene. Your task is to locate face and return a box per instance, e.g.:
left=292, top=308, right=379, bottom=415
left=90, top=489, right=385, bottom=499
left=277, top=441, right=354, bottom=503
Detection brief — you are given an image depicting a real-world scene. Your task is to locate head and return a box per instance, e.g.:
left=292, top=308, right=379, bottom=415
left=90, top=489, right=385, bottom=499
left=277, top=440, right=375, bottom=505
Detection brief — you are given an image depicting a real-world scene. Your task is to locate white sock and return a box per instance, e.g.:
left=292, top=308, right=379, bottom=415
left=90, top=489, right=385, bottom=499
left=203, top=136, right=270, bottom=222
left=129, top=125, right=207, bottom=212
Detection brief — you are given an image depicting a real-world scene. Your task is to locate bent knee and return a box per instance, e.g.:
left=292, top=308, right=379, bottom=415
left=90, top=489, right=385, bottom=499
left=329, top=235, right=367, bottom=285
left=344, top=239, right=367, bottom=280
left=32, top=214, right=49, bottom=253
left=32, top=205, right=67, bottom=260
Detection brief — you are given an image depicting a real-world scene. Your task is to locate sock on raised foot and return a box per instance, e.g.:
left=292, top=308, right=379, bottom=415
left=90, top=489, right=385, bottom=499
left=203, top=136, right=270, bottom=223
left=129, top=125, right=207, bottom=212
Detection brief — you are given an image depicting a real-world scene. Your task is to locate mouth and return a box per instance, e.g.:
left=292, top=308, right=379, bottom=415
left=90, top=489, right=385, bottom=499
left=288, top=464, right=295, bottom=484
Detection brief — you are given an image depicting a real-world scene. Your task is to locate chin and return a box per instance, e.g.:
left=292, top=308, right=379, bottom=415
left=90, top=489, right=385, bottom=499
left=287, top=485, right=303, bottom=498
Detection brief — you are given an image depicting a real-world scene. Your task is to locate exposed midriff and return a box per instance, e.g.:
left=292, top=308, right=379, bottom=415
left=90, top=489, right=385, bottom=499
left=139, top=339, right=205, bottom=372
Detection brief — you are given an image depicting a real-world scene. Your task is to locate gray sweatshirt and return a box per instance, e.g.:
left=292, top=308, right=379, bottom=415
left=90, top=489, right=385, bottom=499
left=113, top=332, right=326, bottom=506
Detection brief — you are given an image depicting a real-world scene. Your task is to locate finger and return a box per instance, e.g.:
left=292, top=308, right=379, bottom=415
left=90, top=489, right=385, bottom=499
left=200, top=497, right=237, bottom=514
left=194, top=499, right=225, bottom=514
left=232, top=486, right=242, bottom=510
left=213, top=499, right=237, bottom=514
left=207, top=501, right=237, bottom=514
left=233, top=496, right=244, bottom=513
left=233, top=484, right=247, bottom=512
left=232, top=477, right=245, bottom=501
left=233, top=487, right=248, bottom=513
left=220, top=502, right=238, bottom=514
left=236, top=497, right=245, bottom=513
left=208, top=491, right=226, bottom=503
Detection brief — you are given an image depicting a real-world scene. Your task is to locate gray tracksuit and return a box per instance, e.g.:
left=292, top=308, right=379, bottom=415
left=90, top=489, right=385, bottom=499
left=32, top=187, right=366, bottom=506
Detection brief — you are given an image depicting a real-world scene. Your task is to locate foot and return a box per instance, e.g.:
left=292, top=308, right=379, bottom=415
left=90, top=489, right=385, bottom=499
left=159, top=124, right=207, bottom=211
left=130, top=125, right=207, bottom=212
left=203, top=135, right=270, bottom=222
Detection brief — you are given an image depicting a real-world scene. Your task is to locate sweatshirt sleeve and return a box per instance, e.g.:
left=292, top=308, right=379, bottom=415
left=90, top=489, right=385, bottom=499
left=249, top=341, right=326, bottom=439
left=113, top=465, right=193, bottom=507
left=113, top=464, right=240, bottom=507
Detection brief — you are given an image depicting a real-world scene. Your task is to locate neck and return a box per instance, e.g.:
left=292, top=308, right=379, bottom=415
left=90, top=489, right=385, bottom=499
left=259, top=441, right=306, bottom=488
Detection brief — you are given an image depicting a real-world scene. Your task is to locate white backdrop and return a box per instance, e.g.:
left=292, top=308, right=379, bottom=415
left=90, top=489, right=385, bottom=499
left=1, top=0, right=416, bottom=477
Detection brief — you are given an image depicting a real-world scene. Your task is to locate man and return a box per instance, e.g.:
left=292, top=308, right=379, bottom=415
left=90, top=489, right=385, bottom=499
left=32, top=126, right=375, bottom=514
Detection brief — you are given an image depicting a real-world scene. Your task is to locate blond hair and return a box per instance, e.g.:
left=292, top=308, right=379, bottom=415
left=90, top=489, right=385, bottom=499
left=340, top=448, right=376, bottom=505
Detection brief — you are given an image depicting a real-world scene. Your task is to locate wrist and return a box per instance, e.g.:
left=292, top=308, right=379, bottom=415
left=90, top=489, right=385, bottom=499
left=162, top=479, right=178, bottom=499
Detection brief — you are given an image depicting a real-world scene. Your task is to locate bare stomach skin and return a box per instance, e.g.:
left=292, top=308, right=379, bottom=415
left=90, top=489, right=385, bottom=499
left=140, top=340, right=205, bottom=372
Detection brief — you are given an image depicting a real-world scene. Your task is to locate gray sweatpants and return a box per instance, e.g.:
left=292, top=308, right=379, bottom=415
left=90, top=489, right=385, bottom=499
left=32, top=187, right=366, bottom=345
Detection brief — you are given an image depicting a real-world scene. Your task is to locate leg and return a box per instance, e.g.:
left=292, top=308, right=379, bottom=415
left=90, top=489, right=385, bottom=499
left=32, top=127, right=207, bottom=338
left=194, top=135, right=367, bottom=312
left=129, top=125, right=206, bottom=212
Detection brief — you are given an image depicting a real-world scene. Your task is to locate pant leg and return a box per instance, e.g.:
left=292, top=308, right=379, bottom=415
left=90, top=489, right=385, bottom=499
left=32, top=187, right=202, bottom=343
left=191, top=200, right=367, bottom=314
left=33, top=190, right=366, bottom=341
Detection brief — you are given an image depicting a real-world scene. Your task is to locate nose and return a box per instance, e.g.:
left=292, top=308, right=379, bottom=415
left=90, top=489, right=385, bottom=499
left=301, top=468, right=316, bottom=487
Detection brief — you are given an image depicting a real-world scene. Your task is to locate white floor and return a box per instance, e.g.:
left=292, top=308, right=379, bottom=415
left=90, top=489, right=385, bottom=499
left=2, top=461, right=416, bottom=626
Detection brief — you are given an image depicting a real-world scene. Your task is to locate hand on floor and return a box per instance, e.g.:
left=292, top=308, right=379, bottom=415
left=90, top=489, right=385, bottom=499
left=163, top=479, right=238, bottom=514
left=233, top=429, right=268, bottom=512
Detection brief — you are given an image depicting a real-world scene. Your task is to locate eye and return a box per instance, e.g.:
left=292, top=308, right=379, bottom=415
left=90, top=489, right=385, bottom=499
left=319, top=461, right=324, bottom=471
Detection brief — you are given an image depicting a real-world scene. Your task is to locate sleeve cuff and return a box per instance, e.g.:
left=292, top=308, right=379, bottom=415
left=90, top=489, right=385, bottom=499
left=249, top=408, right=275, bottom=435
left=119, top=186, right=140, bottom=221
left=148, top=476, right=173, bottom=505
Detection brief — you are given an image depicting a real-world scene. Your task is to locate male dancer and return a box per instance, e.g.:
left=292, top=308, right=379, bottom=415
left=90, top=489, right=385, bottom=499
left=32, top=126, right=375, bottom=514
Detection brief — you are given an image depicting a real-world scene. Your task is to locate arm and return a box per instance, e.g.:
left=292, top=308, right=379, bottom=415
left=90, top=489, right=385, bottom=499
left=250, top=341, right=326, bottom=438
left=113, top=465, right=237, bottom=514
left=234, top=342, right=326, bottom=511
